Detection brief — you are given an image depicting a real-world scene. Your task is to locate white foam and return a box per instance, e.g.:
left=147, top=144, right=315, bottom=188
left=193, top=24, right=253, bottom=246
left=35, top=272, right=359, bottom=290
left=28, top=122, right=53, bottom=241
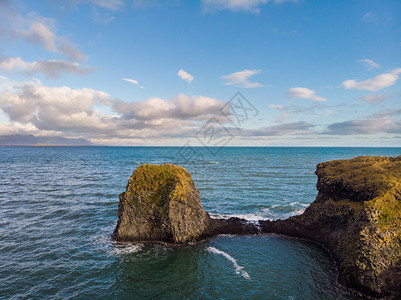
left=207, top=246, right=251, bottom=280
left=211, top=213, right=266, bottom=222
left=211, top=206, right=306, bottom=222
left=112, top=243, right=143, bottom=255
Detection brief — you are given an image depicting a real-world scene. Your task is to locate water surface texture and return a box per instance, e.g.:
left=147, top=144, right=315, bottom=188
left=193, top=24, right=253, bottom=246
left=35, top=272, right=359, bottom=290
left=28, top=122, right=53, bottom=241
left=1, top=147, right=400, bottom=299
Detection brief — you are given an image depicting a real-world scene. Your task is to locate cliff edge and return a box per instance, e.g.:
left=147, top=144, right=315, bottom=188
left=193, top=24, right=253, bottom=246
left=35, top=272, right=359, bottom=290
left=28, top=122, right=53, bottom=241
left=260, top=156, right=401, bottom=297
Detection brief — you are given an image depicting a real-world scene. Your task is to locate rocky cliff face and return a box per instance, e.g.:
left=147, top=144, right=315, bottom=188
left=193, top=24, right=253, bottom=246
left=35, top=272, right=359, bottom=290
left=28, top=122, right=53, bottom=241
left=260, top=156, right=401, bottom=298
left=113, top=164, right=213, bottom=244
left=113, top=157, right=401, bottom=298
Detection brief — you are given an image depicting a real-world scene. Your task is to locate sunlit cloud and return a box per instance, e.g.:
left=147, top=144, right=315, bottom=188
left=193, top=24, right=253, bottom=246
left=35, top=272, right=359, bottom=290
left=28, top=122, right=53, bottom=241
left=178, top=69, right=194, bottom=84
left=222, top=69, right=263, bottom=88
left=343, top=68, right=401, bottom=91
left=0, top=4, right=86, bottom=61
left=0, top=56, right=94, bottom=79
left=357, top=59, right=380, bottom=69
left=287, top=87, right=326, bottom=102
left=122, top=78, right=144, bottom=89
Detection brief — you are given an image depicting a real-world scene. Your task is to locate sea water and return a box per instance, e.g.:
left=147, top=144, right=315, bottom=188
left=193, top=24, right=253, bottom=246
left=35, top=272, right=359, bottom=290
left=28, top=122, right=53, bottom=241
left=1, top=147, right=400, bottom=299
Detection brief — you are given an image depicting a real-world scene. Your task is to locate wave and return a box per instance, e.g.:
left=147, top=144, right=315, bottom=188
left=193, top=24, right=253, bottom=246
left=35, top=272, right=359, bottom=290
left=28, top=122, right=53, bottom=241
left=206, top=246, right=250, bottom=280
left=290, top=201, right=309, bottom=207
left=210, top=207, right=305, bottom=222
left=112, top=243, right=143, bottom=255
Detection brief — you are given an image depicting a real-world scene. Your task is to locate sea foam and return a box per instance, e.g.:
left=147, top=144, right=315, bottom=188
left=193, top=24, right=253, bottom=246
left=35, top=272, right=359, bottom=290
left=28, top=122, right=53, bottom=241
left=207, top=246, right=251, bottom=280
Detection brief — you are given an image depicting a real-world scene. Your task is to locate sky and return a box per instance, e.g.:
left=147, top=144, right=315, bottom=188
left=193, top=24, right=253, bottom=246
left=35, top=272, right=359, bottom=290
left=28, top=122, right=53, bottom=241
left=0, top=0, right=400, bottom=146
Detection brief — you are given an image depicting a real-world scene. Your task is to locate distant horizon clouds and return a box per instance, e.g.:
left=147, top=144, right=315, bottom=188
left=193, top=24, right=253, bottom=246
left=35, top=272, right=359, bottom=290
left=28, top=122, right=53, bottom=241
left=0, top=0, right=399, bottom=146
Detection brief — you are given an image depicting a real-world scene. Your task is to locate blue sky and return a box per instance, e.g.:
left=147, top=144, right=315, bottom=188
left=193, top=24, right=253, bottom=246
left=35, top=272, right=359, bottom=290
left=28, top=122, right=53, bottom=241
left=0, top=0, right=400, bottom=146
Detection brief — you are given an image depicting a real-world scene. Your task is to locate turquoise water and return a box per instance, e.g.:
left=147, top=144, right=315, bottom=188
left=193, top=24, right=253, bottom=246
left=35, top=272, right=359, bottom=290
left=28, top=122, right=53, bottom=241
left=1, top=147, right=400, bottom=299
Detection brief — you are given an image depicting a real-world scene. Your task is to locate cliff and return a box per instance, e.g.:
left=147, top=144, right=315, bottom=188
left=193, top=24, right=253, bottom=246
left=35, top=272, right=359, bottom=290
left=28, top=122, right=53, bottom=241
left=113, top=164, right=213, bottom=244
left=113, top=157, right=401, bottom=297
left=260, top=156, right=401, bottom=298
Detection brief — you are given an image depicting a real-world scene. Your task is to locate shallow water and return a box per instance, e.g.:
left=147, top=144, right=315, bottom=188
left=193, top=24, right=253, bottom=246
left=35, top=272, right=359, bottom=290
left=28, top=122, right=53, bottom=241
left=1, top=146, right=399, bottom=299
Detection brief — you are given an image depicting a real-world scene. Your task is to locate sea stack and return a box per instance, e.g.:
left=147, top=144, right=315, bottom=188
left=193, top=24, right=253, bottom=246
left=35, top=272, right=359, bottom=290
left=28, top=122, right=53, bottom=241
left=260, top=156, right=401, bottom=297
left=113, top=164, right=213, bottom=244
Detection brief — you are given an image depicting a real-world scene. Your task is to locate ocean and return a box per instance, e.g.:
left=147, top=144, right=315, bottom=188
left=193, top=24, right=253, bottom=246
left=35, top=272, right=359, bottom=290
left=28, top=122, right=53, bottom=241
left=1, top=146, right=400, bottom=299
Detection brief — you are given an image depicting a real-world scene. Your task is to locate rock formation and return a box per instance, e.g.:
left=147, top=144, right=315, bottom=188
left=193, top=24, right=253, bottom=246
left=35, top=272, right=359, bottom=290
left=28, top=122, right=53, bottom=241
left=260, top=156, right=401, bottom=298
left=114, top=157, right=401, bottom=298
left=113, top=164, right=214, bottom=244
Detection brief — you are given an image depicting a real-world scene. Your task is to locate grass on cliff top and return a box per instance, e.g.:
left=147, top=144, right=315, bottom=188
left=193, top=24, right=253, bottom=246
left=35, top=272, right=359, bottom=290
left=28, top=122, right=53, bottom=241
left=125, top=164, right=194, bottom=206
left=369, top=182, right=401, bottom=231
left=318, top=156, right=401, bottom=201
left=321, top=156, right=401, bottom=232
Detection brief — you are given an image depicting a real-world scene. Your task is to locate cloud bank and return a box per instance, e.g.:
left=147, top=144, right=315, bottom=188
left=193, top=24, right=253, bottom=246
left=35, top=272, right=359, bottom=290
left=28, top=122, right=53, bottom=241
left=0, top=56, right=94, bottom=79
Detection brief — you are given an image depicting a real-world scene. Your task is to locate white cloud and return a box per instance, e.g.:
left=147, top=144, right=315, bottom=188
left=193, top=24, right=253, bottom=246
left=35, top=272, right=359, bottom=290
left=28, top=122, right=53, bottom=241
left=0, top=56, right=94, bottom=79
left=73, top=0, right=125, bottom=11
left=0, top=5, right=86, bottom=62
left=19, top=21, right=57, bottom=52
left=358, top=94, right=391, bottom=104
left=343, top=68, right=401, bottom=91
left=203, top=0, right=269, bottom=13
left=0, top=80, right=229, bottom=143
left=358, top=59, right=380, bottom=69
left=287, top=87, right=326, bottom=102
left=244, top=121, right=315, bottom=136
left=113, top=94, right=225, bottom=121
left=0, top=80, right=111, bottom=132
left=325, top=109, right=401, bottom=135
left=202, top=0, right=298, bottom=13
left=59, top=44, right=87, bottom=61
left=222, top=69, right=263, bottom=88
left=269, top=104, right=284, bottom=109
left=123, top=78, right=144, bottom=89
left=326, top=118, right=400, bottom=135
left=178, top=69, right=194, bottom=83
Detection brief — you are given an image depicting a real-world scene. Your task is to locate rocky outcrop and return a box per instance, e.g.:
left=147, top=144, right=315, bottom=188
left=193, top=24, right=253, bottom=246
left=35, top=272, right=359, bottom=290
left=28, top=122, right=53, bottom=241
left=260, top=156, right=401, bottom=298
left=113, top=157, right=401, bottom=298
left=113, top=164, right=215, bottom=244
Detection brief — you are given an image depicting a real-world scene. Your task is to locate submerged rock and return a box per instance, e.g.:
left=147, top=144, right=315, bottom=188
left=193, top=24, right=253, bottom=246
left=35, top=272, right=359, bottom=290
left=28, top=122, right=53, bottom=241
left=113, top=164, right=213, bottom=244
left=260, top=156, right=401, bottom=298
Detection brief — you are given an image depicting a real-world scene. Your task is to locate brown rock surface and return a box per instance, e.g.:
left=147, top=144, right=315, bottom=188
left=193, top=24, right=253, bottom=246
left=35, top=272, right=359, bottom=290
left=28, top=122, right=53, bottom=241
left=260, top=156, right=401, bottom=298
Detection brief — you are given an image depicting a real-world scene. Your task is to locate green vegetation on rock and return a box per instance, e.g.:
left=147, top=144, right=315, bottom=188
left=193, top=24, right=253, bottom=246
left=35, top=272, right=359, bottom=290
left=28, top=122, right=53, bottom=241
left=261, top=155, right=401, bottom=298
left=114, top=164, right=212, bottom=244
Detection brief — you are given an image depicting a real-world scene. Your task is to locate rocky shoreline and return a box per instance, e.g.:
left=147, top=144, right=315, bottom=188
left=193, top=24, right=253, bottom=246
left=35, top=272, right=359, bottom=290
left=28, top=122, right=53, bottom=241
left=113, top=157, right=401, bottom=298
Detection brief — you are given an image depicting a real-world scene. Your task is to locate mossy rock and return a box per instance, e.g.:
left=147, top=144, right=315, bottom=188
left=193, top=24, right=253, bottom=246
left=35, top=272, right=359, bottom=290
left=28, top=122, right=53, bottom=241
left=113, top=164, right=212, bottom=244
left=261, top=155, right=401, bottom=297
